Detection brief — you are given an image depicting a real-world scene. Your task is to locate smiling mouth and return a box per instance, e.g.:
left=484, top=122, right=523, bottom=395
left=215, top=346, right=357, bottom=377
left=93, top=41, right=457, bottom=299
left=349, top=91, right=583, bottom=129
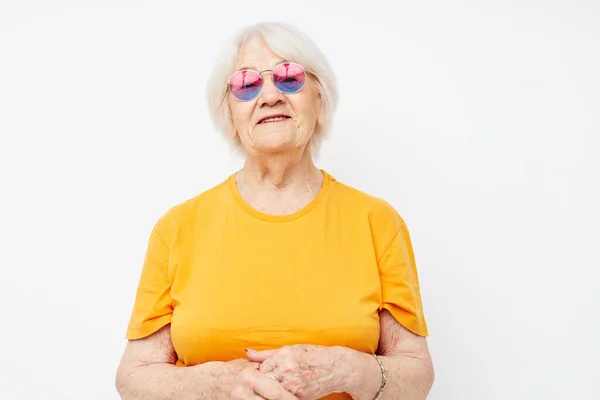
left=258, top=116, right=291, bottom=124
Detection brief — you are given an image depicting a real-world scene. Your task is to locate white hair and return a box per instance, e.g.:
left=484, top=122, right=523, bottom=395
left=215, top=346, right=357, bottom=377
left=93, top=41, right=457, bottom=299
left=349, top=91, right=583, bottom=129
left=205, top=22, right=338, bottom=153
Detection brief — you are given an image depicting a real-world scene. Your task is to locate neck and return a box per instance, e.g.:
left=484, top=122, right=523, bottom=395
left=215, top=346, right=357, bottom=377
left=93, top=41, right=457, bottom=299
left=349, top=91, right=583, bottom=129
left=237, top=147, right=321, bottom=191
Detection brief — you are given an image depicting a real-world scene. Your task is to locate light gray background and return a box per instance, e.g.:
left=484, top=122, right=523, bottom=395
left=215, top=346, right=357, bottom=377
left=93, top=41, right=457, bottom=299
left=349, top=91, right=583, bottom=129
left=1, top=1, right=598, bottom=399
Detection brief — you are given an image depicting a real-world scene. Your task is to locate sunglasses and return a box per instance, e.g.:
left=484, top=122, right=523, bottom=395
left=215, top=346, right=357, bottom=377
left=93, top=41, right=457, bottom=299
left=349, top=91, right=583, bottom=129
left=227, top=62, right=307, bottom=101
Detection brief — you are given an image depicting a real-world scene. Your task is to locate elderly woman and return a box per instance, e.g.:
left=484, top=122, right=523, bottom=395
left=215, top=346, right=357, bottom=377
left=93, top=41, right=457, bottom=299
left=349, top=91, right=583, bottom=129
left=116, top=22, right=434, bottom=400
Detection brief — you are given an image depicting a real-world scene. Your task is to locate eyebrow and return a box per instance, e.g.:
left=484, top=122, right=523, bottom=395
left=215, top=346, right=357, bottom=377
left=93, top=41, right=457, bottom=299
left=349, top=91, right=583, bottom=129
left=237, top=59, right=290, bottom=71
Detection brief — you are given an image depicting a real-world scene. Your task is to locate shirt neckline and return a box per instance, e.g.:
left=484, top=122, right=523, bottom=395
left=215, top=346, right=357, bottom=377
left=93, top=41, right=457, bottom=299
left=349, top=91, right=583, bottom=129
left=228, top=169, right=331, bottom=222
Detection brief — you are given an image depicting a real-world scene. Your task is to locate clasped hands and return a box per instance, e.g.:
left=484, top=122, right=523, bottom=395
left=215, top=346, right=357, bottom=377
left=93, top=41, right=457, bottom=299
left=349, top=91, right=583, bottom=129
left=230, top=344, right=346, bottom=400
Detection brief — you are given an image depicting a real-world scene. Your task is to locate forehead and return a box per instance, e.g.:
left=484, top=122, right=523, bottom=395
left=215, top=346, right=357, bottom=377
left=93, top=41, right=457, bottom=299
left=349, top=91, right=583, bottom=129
left=235, top=36, right=284, bottom=70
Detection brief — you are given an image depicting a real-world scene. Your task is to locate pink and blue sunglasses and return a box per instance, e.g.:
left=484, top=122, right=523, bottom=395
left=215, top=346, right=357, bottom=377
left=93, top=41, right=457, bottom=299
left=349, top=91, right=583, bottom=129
left=227, top=62, right=307, bottom=101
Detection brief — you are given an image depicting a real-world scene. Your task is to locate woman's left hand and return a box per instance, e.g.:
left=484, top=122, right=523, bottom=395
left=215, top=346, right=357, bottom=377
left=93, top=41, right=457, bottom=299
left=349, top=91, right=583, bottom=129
left=245, top=345, right=347, bottom=400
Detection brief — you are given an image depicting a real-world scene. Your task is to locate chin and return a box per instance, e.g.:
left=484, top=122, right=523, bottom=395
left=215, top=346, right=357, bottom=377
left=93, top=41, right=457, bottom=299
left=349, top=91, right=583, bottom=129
left=253, top=133, right=303, bottom=153
left=254, top=142, right=295, bottom=154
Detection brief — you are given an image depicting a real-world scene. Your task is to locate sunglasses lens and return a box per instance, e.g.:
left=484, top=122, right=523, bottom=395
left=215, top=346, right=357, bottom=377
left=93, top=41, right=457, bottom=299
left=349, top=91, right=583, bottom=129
left=229, top=70, right=262, bottom=101
left=273, top=63, right=306, bottom=93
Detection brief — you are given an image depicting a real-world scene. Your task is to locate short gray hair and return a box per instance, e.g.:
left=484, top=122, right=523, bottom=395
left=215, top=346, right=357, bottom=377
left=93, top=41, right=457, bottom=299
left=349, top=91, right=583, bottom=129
left=205, top=22, right=338, bottom=153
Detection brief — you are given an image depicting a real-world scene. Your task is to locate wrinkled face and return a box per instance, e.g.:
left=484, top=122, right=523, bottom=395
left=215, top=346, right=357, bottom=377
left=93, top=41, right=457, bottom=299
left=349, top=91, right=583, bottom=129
left=227, top=36, right=323, bottom=155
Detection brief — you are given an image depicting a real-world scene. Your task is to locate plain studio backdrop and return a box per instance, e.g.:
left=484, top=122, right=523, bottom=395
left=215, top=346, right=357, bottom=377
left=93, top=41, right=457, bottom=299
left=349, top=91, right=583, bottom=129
left=1, top=1, right=599, bottom=399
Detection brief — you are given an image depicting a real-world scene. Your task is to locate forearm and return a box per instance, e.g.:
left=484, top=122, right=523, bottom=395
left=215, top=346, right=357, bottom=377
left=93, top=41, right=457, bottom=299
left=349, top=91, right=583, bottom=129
left=116, top=360, right=228, bottom=400
left=339, top=347, right=434, bottom=400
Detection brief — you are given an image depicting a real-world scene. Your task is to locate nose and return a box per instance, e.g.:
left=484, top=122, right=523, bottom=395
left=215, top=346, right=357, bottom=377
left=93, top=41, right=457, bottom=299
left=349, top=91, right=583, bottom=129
left=258, top=72, right=286, bottom=107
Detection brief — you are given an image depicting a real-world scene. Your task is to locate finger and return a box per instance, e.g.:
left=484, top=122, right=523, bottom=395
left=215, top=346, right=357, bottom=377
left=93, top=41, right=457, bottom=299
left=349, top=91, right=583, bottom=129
left=251, top=370, right=286, bottom=399
left=254, top=384, right=298, bottom=400
left=277, top=388, right=299, bottom=400
left=246, top=348, right=279, bottom=363
left=258, top=357, right=279, bottom=374
left=277, top=390, right=298, bottom=400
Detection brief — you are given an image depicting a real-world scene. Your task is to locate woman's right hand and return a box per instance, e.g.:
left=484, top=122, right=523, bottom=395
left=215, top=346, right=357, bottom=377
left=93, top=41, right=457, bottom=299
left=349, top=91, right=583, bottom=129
left=224, top=359, right=299, bottom=400
left=116, top=325, right=297, bottom=399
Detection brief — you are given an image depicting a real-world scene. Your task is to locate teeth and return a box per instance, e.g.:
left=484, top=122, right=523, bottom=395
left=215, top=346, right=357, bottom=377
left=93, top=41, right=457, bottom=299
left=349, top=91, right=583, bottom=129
left=262, top=116, right=287, bottom=123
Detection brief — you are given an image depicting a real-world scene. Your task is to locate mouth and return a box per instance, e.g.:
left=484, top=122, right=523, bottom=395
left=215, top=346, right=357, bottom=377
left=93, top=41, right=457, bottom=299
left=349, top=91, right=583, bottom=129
left=258, top=114, right=291, bottom=124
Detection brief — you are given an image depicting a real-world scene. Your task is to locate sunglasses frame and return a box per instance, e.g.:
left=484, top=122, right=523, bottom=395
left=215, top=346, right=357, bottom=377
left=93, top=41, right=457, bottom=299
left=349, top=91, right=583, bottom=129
left=226, top=62, right=308, bottom=102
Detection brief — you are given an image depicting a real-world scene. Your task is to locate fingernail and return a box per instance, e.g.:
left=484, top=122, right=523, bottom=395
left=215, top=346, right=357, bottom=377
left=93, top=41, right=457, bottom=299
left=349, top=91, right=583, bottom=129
left=245, top=348, right=256, bottom=353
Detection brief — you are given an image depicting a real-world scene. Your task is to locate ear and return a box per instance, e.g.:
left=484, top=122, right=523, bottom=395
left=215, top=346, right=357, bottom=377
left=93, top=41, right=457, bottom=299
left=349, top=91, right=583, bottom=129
left=316, top=91, right=325, bottom=126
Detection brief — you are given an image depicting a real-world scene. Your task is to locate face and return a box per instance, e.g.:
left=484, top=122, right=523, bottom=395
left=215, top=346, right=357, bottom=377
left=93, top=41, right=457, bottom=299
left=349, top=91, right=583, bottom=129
left=227, top=36, right=323, bottom=154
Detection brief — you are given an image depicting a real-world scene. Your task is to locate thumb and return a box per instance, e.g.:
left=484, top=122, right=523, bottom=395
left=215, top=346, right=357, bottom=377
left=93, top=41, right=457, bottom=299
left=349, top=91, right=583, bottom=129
left=245, top=348, right=277, bottom=362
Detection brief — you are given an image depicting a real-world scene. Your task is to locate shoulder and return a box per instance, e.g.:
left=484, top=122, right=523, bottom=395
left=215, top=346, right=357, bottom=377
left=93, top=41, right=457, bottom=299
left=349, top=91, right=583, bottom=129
left=329, top=172, right=407, bottom=231
left=149, top=175, right=232, bottom=240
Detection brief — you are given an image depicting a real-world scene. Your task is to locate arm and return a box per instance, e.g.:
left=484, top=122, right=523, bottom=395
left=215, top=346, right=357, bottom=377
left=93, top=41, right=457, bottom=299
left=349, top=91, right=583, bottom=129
left=342, top=309, right=435, bottom=400
left=116, top=324, right=297, bottom=400
left=116, top=324, right=227, bottom=399
left=246, top=310, right=433, bottom=400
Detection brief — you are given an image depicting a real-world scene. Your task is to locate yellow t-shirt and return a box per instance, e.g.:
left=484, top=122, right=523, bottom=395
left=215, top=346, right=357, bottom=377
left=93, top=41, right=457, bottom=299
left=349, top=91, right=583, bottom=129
left=126, top=170, right=428, bottom=399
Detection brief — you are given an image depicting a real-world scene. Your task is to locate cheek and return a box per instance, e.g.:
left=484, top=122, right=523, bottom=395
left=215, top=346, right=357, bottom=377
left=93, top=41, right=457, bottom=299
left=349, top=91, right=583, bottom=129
left=229, top=103, right=254, bottom=131
left=297, top=87, right=321, bottom=123
left=294, top=97, right=320, bottom=123
left=300, top=105, right=320, bottom=130
left=292, top=100, right=320, bottom=139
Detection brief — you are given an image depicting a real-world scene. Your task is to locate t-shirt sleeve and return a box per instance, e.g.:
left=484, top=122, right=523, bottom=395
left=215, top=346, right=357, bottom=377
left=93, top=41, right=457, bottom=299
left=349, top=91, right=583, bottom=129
left=125, top=215, right=175, bottom=340
left=377, top=215, right=429, bottom=337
